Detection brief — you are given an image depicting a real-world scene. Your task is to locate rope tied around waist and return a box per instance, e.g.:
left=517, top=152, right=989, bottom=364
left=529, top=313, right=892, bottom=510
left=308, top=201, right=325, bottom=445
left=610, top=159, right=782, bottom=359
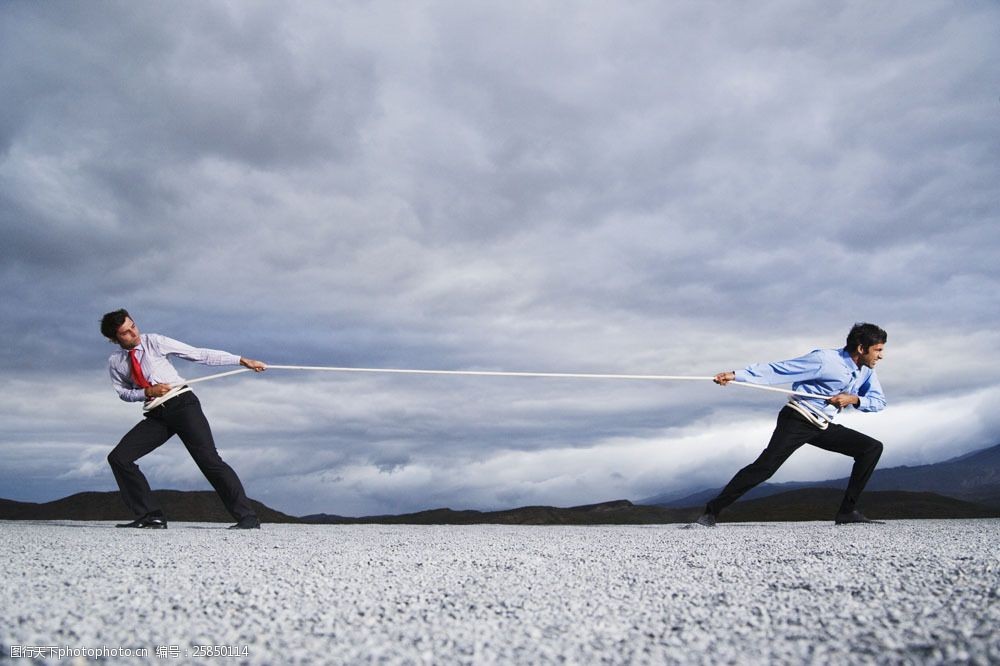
left=785, top=397, right=837, bottom=429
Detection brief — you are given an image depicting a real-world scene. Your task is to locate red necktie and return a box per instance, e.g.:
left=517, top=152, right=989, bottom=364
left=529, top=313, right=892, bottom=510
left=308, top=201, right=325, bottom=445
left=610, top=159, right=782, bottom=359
left=129, top=348, right=151, bottom=389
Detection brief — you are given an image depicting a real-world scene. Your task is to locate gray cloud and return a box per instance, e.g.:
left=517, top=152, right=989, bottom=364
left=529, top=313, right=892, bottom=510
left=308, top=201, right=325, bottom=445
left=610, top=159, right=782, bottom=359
left=1, top=1, right=998, bottom=515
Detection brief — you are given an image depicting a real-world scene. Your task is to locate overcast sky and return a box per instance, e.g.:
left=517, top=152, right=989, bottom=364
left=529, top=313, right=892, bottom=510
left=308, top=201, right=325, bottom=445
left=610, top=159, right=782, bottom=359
left=1, top=1, right=998, bottom=516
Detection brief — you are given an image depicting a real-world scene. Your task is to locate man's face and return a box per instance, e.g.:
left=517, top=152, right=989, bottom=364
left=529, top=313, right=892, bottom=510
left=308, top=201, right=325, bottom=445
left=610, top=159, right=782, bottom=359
left=115, top=317, right=141, bottom=349
left=856, top=342, right=885, bottom=369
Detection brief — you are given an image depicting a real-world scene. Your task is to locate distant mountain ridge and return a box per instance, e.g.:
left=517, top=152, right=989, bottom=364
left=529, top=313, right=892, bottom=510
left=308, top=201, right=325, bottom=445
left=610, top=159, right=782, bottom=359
left=2, top=444, right=997, bottom=524
left=641, top=442, right=1000, bottom=509
left=2, top=489, right=998, bottom=525
left=300, top=491, right=998, bottom=524
left=0, top=490, right=300, bottom=523
left=714, top=488, right=999, bottom=523
left=300, top=500, right=692, bottom=525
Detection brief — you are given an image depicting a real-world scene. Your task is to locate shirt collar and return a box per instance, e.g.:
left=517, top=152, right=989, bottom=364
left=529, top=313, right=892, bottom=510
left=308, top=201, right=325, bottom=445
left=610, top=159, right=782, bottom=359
left=121, top=337, right=146, bottom=356
left=839, top=347, right=861, bottom=373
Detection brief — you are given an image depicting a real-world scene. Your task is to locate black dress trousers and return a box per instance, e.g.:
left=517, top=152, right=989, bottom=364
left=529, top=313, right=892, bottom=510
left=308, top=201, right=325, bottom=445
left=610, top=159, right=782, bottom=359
left=107, top=391, right=256, bottom=521
left=706, top=406, right=883, bottom=517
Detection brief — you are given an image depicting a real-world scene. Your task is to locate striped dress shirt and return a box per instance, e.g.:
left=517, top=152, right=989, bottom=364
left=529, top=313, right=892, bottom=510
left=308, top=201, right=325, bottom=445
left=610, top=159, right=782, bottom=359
left=108, top=333, right=241, bottom=403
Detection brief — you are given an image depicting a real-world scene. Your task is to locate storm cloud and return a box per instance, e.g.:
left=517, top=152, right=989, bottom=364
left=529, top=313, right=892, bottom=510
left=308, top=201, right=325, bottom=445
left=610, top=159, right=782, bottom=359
left=1, top=1, right=997, bottom=515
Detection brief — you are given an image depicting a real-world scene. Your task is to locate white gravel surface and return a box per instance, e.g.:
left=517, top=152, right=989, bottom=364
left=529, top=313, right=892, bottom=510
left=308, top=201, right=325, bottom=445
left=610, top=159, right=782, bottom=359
left=2, top=519, right=998, bottom=664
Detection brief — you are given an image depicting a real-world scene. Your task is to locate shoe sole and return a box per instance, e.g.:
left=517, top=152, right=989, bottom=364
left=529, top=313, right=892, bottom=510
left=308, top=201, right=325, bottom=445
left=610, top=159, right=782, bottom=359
left=115, top=524, right=168, bottom=529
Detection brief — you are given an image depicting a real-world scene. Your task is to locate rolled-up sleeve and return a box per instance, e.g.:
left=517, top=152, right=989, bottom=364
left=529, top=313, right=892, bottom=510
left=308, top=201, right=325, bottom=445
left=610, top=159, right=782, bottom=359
left=856, top=372, right=886, bottom=413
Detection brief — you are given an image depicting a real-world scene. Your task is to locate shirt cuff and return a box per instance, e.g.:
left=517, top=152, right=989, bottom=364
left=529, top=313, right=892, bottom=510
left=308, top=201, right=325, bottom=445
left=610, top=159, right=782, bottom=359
left=123, top=388, right=146, bottom=403
left=221, top=352, right=242, bottom=366
left=855, top=395, right=884, bottom=412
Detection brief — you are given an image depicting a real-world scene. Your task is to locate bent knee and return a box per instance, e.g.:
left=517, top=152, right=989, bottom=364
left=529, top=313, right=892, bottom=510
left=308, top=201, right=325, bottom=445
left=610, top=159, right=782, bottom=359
left=107, top=446, right=131, bottom=468
left=868, top=439, right=884, bottom=457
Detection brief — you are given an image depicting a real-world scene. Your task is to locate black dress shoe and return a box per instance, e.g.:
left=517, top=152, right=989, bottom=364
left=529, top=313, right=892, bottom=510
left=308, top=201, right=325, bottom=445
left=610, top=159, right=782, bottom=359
left=116, top=514, right=168, bottom=529
left=834, top=510, right=884, bottom=525
left=694, top=512, right=717, bottom=527
left=228, top=516, right=261, bottom=530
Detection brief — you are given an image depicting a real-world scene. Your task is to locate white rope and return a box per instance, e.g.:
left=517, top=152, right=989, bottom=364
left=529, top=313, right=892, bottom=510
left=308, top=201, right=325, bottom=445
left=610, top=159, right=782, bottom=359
left=142, top=369, right=252, bottom=411
left=786, top=397, right=836, bottom=429
left=143, top=364, right=826, bottom=411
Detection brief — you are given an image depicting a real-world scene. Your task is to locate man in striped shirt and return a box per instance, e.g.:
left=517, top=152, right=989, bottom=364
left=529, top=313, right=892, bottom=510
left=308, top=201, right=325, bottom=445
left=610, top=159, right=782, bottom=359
left=101, top=309, right=266, bottom=529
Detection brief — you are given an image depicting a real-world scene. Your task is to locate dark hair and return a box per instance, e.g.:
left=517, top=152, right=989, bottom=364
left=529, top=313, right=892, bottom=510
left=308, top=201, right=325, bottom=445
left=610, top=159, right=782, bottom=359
left=100, top=309, right=132, bottom=342
left=845, top=322, right=887, bottom=352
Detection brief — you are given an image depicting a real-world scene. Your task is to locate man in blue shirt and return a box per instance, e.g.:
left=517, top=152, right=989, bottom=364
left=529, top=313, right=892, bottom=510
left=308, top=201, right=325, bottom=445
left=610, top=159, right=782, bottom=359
left=696, top=323, right=887, bottom=526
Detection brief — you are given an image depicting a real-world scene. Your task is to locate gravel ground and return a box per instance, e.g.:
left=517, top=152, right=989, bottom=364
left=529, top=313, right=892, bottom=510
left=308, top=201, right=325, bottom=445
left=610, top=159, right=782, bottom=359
left=2, top=519, right=998, bottom=665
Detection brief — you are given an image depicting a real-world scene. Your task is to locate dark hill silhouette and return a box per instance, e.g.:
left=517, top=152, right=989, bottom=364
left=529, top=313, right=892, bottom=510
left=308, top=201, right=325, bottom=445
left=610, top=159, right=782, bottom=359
left=715, top=488, right=1000, bottom=523
left=301, top=499, right=692, bottom=525
left=643, top=442, right=1000, bottom=509
left=0, top=490, right=300, bottom=523
left=299, top=491, right=997, bottom=524
left=2, top=490, right=997, bottom=526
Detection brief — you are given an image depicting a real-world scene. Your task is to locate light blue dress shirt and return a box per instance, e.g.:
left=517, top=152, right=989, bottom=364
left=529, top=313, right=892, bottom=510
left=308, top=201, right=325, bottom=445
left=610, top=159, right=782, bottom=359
left=734, top=348, right=886, bottom=420
left=108, top=333, right=241, bottom=403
